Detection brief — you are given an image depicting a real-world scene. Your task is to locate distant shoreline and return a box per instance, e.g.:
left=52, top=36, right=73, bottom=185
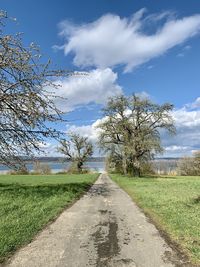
left=0, top=156, right=180, bottom=165
left=0, top=161, right=105, bottom=173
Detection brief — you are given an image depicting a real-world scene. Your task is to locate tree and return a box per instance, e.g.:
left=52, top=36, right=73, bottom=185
left=98, top=95, right=175, bottom=176
left=177, top=156, right=195, bottom=176
left=193, top=151, right=200, bottom=175
left=0, top=11, right=71, bottom=169
left=178, top=151, right=200, bottom=176
left=58, top=133, right=93, bottom=173
left=33, top=161, right=52, bottom=175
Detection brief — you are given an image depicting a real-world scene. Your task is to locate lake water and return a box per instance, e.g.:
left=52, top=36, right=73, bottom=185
left=0, top=159, right=178, bottom=175
left=0, top=161, right=105, bottom=174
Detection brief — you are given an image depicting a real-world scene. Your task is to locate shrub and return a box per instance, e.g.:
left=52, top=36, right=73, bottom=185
left=56, top=171, right=68, bottom=175
left=40, top=164, right=52, bottom=174
left=9, top=165, right=29, bottom=175
left=140, top=161, right=155, bottom=176
left=177, top=151, right=200, bottom=176
left=33, top=161, right=52, bottom=174
left=177, top=157, right=195, bottom=176
left=66, top=161, right=90, bottom=174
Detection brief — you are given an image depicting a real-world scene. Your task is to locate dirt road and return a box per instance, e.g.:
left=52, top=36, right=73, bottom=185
left=7, top=174, right=187, bottom=267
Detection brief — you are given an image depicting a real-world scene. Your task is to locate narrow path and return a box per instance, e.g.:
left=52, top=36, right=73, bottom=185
left=7, top=174, right=187, bottom=267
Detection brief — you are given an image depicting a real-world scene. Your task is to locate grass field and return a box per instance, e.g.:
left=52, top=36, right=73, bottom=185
left=111, top=174, right=200, bottom=265
left=0, top=173, right=98, bottom=262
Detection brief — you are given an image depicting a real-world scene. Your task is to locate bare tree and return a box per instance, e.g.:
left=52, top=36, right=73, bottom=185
left=98, top=95, right=175, bottom=176
left=0, top=11, right=72, bottom=169
left=58, top=133, right=93, bottom=173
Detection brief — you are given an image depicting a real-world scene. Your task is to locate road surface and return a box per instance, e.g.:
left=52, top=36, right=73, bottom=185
left=7, top=174, right=188, bottom=267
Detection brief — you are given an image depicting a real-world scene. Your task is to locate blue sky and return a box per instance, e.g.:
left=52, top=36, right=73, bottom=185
left=1, top=0, right=200, bottom=157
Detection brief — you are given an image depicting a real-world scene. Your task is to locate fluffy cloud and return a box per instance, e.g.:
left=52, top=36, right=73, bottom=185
left=172, top=108, right=200, bottom=128
left=57, top=9, right=200, bottom=72
left=66, top=119, right=104, bottom=156
left=165, top=145, right=189, bottom=152
left=67, top=119, right=102, bottom=142
left=162, top=100, right=200, bottom=157
left=47, top=68, right=122, bottom=112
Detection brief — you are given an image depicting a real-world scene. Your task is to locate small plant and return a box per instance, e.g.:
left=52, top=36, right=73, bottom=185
left=40, top=164, right=52, bottom=175
left=66, top=162, right=89, bottom=174
left=194, top=196, right=200, bottom=204
left=9, top=165, right=29, bottom=175
left=140, top=161, right=155, bottom=176
left=56, top=171, right=68, bottom=175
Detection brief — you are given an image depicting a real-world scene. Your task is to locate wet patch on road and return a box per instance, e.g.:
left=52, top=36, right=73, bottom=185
left=99, top=209, right=108, bottom=214
left=112, top=258, right=136, bottom=267
left=88, top=183, right=110, bottom=197
left=91, top=210, right=120, bottom=267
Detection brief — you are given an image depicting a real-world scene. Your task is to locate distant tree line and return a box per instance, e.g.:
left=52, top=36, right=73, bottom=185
left=178, top=151, right=200, bottom=176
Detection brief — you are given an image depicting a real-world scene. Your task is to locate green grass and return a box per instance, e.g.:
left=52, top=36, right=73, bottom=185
left=0, top=173, right=98, bottom=262
left=111, top=174, right=200, bottom=264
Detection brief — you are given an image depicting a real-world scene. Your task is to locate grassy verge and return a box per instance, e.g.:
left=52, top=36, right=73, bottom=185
left=0, top=173, right=98, bottom=262
left=111, top=174, right=200, bottom=265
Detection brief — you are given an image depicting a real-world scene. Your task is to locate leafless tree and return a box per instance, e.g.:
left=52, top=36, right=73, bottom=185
left=58, top=133, right=93, bottom=173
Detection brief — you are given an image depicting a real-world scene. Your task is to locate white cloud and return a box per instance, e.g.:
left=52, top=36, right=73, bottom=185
left=66, top=119, right=104, bottom=156
left=37, top=142, right=51, bottom=149
left=184, top=45, right=191, bottom=50
left=147, top=65, right=154, bottom=69
left=47, top=68, right=122, bottom=112
left=165, top=145, right=189, bottom=152
left=57, top=9, right=200, bottom=72
left=189, top=97, right=200, bottom=109
left=135, top=91, right=150, bottom=99
left=66, top=118, right=104, bottom=141
left=172, top=107, right=200, bottom=127
left=162, top=103, right=200, bottom=157
left=176, top=44, right=192, bottom=57
left=33, top=142, right=60, bottom=156
left=177, top=53, right=184, bottom=57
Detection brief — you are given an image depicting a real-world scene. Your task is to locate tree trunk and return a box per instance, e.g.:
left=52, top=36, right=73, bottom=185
left=130, top=157, right=141, bottom=177
left=122, top=155, right=128, bottom=175
left=77, top=161, right=83, bottom=173
left=135, top=159, right=141, bottom=177
left=135, top=167, right=141, bottom=177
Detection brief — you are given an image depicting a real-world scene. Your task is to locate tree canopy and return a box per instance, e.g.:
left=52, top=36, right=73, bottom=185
left=58, top=133, right=93, bottom=173
left=98, top=94, right=175, bottom=176
left=0, top=11, right=70, bottom=169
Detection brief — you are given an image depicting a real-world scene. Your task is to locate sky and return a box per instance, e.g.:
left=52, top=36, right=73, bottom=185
left=1, top=0, right=200, bottom=157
